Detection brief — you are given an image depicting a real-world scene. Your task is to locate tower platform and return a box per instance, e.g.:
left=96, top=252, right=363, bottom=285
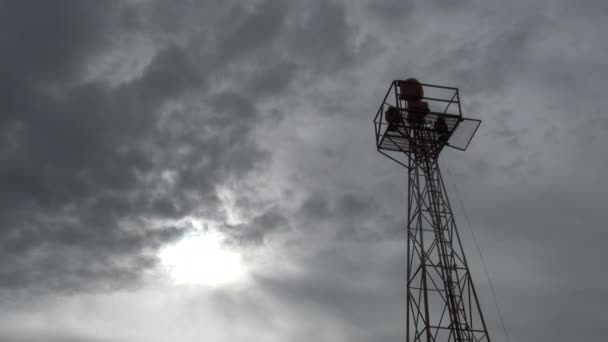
left=373, top=80, right=481, bottom=166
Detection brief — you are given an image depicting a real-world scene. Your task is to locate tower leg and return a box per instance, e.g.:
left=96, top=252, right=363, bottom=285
left=406, top=153, right=491, bottom=342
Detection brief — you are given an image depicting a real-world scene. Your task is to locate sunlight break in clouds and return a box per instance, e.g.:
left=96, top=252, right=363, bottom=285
left=158, top=221, right=248, bottom=286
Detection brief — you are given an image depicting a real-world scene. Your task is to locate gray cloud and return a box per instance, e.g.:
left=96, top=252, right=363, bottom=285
left=0, top=0, right=373, bottom=293
left=1, top=0, right=607, bottom=341
left=223, top=209, right=289, bottom=246
left=0, top=1, right=276, bottom=293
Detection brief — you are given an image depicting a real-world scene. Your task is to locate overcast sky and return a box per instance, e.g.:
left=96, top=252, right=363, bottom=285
left=1, top=1, right=607, bottom=341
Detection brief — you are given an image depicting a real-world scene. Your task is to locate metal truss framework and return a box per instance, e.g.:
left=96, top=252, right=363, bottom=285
left=374, top=80, right=490, bottom=342
left=405, top=152, right=490, bottom=342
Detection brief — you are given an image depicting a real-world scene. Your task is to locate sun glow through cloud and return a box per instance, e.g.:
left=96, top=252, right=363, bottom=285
left=159, top=225, right=247, bottom=286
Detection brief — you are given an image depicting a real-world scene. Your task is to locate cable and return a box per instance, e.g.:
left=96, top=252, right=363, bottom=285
left=446, top=167, right=512, bottom=342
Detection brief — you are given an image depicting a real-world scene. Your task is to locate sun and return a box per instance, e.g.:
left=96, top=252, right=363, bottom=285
left=158, top=227, right=247, bottom=286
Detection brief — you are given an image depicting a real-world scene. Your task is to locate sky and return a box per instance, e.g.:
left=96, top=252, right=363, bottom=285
left=1, top=0, right=607, bottom=341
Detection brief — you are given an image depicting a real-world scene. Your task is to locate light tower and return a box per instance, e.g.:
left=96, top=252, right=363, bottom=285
left=373, top=79, right=489, bottom=342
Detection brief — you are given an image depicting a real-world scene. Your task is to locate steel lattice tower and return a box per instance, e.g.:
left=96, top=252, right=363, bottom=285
left=373, top=79, right=490, bottom=342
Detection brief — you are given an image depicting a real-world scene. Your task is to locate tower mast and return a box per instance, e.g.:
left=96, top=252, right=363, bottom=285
left=374, top=79, right=489, bottom=342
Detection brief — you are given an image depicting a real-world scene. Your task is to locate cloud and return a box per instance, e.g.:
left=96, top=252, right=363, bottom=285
left=0, top=0, right=373, bottom=294
left=0, top=1, right=270, bottom=293
left=1, top=0, right=608, bottom=341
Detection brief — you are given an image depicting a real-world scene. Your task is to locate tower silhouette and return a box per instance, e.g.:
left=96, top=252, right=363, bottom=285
left=373, top=79, right=489, bottom=342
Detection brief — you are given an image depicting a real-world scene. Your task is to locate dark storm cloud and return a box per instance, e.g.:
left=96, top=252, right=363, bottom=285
left=0, top=0, right=370, bottom=294
left=0, top=1, right=116, bottom=84
left=216, top=0, right=286, bottom=61
left=0, top=2, right=254, bottom=292
left=2, top=0, right=607, bottom=341
left=223, top=209, right=289, bottom=245
left=0, top=335, right=120, bottom=342
left=295, top=190, right=402, bottom=243
left=368, top=0, right=411, bottom=21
